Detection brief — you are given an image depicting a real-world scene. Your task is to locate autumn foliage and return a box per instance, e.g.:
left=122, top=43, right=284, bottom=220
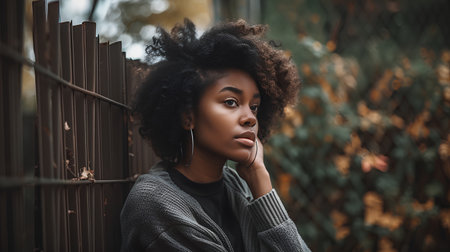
left=261, top=0, right=450, bottom=251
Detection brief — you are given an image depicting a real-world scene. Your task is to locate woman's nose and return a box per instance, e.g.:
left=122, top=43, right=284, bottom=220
left=239, top=107, right=257, bottom=127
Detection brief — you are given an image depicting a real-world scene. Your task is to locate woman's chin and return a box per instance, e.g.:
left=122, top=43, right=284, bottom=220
left=227, top=152, right=252, bottom=165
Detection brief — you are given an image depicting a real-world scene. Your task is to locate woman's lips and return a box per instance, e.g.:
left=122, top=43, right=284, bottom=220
left=235, top=137, right=255, bottom=147
left=234, top=131, right=256, bottom=147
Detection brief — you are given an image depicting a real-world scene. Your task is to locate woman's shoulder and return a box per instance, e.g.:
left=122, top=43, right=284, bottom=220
left=123, top=161, right=195, bottom=214
left=130, top=162, right=172, bottom=193
left=121, top=161, right=203, bottom=232
left=120, top=162, right=210, bottom=250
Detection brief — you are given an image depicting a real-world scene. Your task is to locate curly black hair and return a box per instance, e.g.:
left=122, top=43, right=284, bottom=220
left=133, top=19, right=301, bottom=163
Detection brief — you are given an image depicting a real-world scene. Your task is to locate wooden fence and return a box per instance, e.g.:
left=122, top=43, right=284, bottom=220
left=0, top=0, right=157, bottom=251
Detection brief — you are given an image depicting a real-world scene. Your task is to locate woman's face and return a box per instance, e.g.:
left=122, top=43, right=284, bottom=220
left=193, top=69, right=260, bottom=164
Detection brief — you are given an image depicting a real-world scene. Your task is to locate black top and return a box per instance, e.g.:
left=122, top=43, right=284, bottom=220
left=168, top=167, right=245, bottom=252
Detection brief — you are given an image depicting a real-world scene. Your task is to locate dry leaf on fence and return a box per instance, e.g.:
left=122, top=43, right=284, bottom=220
left=64, top=121, right=70, bottom=131
left=79, top=167, right=95, bottom=180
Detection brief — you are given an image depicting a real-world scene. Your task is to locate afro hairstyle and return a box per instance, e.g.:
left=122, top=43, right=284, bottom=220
left=133, top=19, right=301, bottom=163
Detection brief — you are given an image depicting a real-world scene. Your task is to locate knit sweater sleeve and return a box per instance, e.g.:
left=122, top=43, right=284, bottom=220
left=248, top=189, right=311, bottom=252
left=223, top=167, right=310, bottom=251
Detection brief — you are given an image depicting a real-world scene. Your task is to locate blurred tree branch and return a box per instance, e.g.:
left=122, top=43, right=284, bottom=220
left=88, top=0, right=98, bottom=21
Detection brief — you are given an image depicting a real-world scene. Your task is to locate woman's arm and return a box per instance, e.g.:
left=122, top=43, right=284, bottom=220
left=236, top=139, right=311, bottom=252
left=236, top=138, right=273, bottom=199
left=248, top=190, right=311, bottom=252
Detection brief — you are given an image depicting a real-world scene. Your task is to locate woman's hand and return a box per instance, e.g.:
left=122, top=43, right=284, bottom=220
left=236, top=138, right=273, bottom=199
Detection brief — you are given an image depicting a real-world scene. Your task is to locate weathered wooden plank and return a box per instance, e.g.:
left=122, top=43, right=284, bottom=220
left=48, top=1, right=63, bottom=180
left=72, top=24, right=87, bottom=252
left=108, top=42, right=125, bottom=180
left=0, top=1, right=29, bottom=250
left=103, top=42, right=126, bottom=251
left=103, top=183, right=125, bottom=252
left=60, top=21, right=77, bottom=179
left=72, top=24, right=87, bottom=175
left=67, top=186, right=81, bottom=252
left=84, top=21, right=97, bottom=178
left=60, top=20, right=76, bottom=252
left=83, top=22, right=97, bottom=251
left=32, top=1, right=55, bottom=252
left=93, top=38, right=104, bottom=252
left=98, top=42, right=111, bottom=181
left=46, top=3, right=64, bottom=251
left=79, top=184, right=91, bottom=251
left=33, top=0, right=53, bottom=181
left=92, top=184, right=105, bottom=252
left=97, top=41, right=110, bottom=252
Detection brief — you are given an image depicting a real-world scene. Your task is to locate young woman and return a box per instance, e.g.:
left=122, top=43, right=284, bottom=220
left=120, top=19, right=310, bottom=252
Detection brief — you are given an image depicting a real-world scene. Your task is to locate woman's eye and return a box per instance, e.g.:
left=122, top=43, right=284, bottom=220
left=224, top=99, right=238, bottom=107
left=250, top=105, right=259, bottom=113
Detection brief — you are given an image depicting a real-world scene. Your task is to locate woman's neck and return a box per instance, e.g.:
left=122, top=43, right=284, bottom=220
left=175, top=149, right=225, bottom=183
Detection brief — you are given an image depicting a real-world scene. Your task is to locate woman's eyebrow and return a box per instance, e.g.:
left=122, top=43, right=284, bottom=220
left=219, top=86, right=261, bottom=99
left=219, top=86, right=242, bottom=94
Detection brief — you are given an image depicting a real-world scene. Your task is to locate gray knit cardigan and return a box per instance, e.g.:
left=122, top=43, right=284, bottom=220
left=120, top=161, right=311, bottom=252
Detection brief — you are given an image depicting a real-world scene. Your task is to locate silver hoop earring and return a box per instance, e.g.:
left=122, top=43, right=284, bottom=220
left=185, top=128, right=194, bottom=167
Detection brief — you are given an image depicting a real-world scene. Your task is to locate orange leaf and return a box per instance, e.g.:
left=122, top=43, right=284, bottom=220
left=361, top=153, right=388, bottom=173
left=277, top=173, right=292, bottom=201
left=334, top=155, right=350, bottom=176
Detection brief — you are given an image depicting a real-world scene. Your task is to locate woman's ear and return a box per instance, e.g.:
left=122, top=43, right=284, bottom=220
left=182, top=111, right=195, bottom=130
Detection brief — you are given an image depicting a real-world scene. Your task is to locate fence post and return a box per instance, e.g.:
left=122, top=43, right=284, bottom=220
left=0, top=0, right=30, bottom=251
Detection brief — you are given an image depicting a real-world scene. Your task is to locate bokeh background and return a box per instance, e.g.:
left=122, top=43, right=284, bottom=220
left=17, top=0, right=450, bottom=251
